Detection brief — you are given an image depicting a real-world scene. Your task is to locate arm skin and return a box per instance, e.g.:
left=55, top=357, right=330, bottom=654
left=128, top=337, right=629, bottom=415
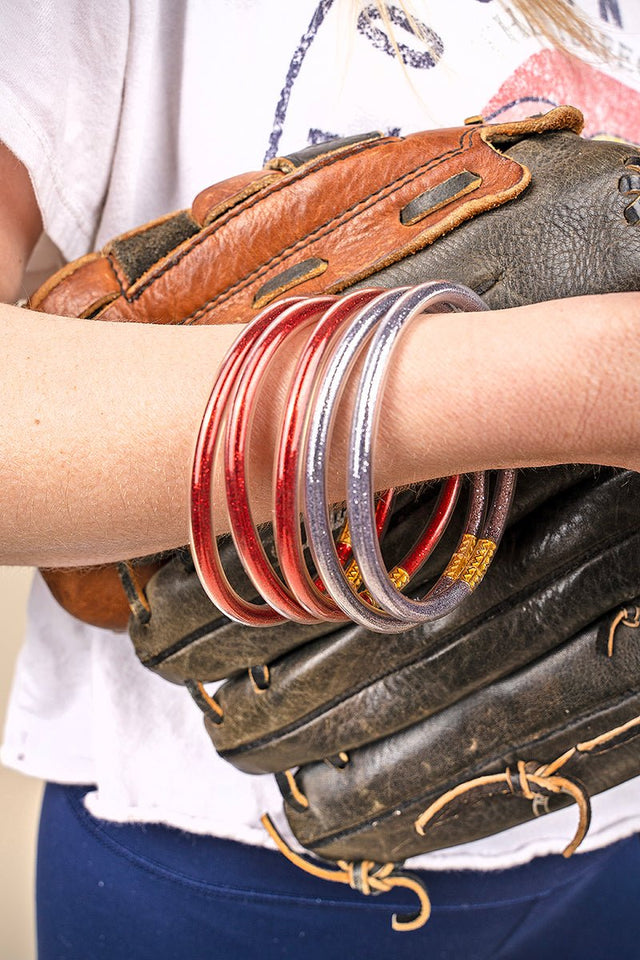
left=1, top=142, right=638, bottom=567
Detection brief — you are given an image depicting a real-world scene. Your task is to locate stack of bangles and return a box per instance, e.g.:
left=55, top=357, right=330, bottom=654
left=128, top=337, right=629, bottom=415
left=189, top=281, right=516, bottom=633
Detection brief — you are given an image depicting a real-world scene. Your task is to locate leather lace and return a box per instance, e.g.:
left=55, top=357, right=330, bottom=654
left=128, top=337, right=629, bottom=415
left=415, top=759, right=591, bottom=858
left=261, top=814, right=431, bottom=932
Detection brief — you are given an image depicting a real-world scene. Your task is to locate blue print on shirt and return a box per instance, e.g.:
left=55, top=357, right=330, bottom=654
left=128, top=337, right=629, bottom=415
left=264, top=0, right=336, bottom=162
left=357, top=4, right=444, bottom=69
left=599, top=0, right=623, bottom=27
left=264, top=1, right=443, bottom=162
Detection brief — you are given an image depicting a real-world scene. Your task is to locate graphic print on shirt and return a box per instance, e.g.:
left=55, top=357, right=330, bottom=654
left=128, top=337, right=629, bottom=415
left=263, top=0, right=444, bottom=161
left=599, top=0, right=623, bottom=28
left=477, top=0, right=639, bottom=141
left=355, top=4, right=443, bottom=70
left=264, top=0, right=336, bottom=161
left=482, top=49, right=640, bottom=143
left=264, top=0, right=640, bottom=161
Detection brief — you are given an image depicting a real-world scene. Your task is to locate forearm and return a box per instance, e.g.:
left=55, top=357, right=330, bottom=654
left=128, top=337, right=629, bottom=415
left=1, top=291, right=637, bottom=567
left=0, top=304, right=238, bottom=565
left=373, top=290, right=640, bottom=488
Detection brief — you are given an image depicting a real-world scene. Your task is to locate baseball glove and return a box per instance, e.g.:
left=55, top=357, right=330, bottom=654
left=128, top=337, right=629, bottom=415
left=31, top=105, right=640, bottom=930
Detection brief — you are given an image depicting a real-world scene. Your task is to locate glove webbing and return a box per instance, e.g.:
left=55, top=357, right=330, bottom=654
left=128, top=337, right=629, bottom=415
left=266, top=605, right=640, bottom=930
left=415, top=711, right=640, bottom=857
left=261, top=814, right=432, bottom=933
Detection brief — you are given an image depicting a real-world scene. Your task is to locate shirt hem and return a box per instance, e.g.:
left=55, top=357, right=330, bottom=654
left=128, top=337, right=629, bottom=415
left=0, top=743, right=96, bottom=786
left=82, top=792, right=640, bottom=873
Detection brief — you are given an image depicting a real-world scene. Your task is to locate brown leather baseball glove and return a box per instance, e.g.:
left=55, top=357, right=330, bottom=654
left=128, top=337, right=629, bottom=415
left=31, top=105, right=640, bottom=930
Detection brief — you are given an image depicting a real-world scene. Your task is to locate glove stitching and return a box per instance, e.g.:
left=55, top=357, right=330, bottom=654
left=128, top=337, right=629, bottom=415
left=106, top=250, right=129, bottom=297
left=123, top=129, right=477, bottom=311
left=182, top=146, right=479, bottom=322
left=303, top=685, right=640, bottom=850
left=217, top=524, right=640, bottom=758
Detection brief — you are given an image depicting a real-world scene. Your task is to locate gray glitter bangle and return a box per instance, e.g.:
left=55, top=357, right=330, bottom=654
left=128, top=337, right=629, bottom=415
left=347, top=281, right=515, bottom=622
left=303, top=287, right=416, bottom=633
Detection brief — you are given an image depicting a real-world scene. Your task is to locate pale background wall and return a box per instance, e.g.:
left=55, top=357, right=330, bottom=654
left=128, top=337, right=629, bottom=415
left=0, top=566, right=41, bottom=960
left=0, top=238, right=64, bottom=960
left=0, top=228, right=66, bottom=959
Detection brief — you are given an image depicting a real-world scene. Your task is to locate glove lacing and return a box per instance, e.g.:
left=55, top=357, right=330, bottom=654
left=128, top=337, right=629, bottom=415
left=261, top=814, right=431, bottom=932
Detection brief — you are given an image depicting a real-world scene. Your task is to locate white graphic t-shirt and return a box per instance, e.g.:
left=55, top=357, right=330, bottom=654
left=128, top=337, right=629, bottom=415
left=1, top=0, right=640, bottom=870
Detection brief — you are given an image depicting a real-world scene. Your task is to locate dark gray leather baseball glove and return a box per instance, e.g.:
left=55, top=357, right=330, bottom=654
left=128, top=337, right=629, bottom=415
left=32, top=105, right=640, bottom=929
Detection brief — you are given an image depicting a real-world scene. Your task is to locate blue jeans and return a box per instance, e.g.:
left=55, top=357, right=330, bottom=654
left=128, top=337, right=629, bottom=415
left=36, top=783, right=640, bottom=959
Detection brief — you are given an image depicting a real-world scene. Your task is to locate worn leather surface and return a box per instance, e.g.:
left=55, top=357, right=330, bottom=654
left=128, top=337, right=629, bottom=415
left=211, top=470, right=640, bottom=773
left=130, top=465, right=592, bottom=682
left=131, top=464, right=640, bottom=863
left=201, top=468, right=640, bottom=862
left=33, top=110, right=577, bottom=324
left=288, top=606, right=640, bottom=862
left=358, top=129, right=640, bottom=306
left=32, top=104, right=640, bottom=333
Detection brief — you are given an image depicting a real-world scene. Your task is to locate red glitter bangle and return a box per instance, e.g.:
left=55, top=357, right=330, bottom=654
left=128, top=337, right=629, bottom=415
left=273, top=289, right=382, bottom=620
left=190, top=298, right=304, bottom=627
left=394, top=474, right=462, bottom=580
left=223, top=296, right=335, bottom=623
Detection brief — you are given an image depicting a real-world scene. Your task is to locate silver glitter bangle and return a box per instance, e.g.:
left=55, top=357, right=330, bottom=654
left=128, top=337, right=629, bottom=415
left=303, top=287, right=415, bottom=633
left=346, top=281, right=516, bottom=622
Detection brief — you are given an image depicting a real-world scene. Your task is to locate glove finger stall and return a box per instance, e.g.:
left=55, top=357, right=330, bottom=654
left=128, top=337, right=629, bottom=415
left=285, top=600, right=640, bottom=863
left=210, top=470, right=640, bottom=771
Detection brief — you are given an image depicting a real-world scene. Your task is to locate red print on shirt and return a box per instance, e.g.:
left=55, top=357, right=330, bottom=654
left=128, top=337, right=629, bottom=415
left=482, top=49, right=640, bottom=143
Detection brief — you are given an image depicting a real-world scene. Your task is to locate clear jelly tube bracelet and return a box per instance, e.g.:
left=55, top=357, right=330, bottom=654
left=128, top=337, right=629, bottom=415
left=346, top=281, right=516, bottom=623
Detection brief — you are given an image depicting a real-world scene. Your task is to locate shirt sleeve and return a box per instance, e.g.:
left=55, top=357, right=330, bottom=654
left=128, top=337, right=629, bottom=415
left=0, top=0, right=129, bottom=260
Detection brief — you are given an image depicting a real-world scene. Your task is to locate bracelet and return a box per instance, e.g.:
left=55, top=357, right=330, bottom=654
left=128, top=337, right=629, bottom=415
left=345, top=281, right=514, bottom=622
left=223, top=295, right=335, bottom=623
left=190, top=297, right=305, bottom=626
left=302, top=288, right=422, bottom=633
left=273, top=288, right=383, bottom=621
